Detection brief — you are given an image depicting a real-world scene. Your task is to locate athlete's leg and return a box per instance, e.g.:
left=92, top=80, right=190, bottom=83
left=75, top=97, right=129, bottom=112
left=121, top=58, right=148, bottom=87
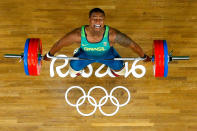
left=70, top=48, right=95, bottom=75
left=97, top=47, right=126, bottom=76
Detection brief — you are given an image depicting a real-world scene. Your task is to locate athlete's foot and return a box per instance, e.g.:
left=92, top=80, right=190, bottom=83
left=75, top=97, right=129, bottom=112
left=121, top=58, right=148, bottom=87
left=75, top=72, right=81, bottom=76
left=69, top=66, right=82, bottom=77
left=110, top=70, right=120, bottom=77
left=111, top=66, right=126, bottom=77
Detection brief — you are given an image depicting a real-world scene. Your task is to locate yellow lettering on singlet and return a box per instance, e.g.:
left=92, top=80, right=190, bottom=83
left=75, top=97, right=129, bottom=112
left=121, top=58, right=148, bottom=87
left=84, top=47, right=105, bottom=51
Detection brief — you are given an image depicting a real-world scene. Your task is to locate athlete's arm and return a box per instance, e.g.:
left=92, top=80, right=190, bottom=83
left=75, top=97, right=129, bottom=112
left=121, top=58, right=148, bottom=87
left=110, top=28, right=150, bottom=61
left=49, top=28, right=81, bottom=55
left=44, top=28, right=81, bottom=60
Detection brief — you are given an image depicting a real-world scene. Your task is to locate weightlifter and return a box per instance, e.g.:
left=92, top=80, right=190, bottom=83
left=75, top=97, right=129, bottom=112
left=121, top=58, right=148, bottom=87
left=44, top=8, right=151, bottom=76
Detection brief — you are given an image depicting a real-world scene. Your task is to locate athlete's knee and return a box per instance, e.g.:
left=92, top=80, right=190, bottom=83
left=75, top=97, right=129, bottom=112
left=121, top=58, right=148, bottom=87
left=110, top=61, right=124, bottom=70
left=70, top=60, right=83, bottom=71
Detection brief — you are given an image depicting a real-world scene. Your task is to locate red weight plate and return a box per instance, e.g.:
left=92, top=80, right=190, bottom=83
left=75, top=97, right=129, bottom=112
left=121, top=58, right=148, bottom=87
left=155, top=40, right=160, bottom=77
left=28, top=38, right=42, bottom=76
left=33, top=38, right=41, bottom=76
left=159, top=40, right=164, bottom=76
left=37, top=39, right=42, bottom=75
left=32, top=39, right=38, bottom=76
left=28, top=38, right=35, bottom=75
left=31, top=38, right=42, bottom=76
left=154, top=40, right=159, bottom=77
left=154, top=40, right=164, bottom=77
left=160, top=40, right=164, bottom=76
left=153, top=40, right=162, bottom=77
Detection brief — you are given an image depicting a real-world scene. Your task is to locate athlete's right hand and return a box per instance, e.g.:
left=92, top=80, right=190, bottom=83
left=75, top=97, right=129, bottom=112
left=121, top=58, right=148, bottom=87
left=43, top=54, right=51, bottom=61
left=43, top=52, right=53, bottom=61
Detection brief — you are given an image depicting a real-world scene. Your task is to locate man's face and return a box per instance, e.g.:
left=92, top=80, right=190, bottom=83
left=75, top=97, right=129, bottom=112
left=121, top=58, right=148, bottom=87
left=89, top=12, right=105, bottom=32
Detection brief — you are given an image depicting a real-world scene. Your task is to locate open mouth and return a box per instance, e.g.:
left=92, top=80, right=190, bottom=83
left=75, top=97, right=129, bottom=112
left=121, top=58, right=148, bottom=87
left=94, top=24, right=101, bottom=28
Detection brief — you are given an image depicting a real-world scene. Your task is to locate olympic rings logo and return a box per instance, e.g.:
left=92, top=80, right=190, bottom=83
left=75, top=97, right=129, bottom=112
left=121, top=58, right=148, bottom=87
left=50, top=55, right=146, bottom=78
left=65, top=86, right=131, bottom=116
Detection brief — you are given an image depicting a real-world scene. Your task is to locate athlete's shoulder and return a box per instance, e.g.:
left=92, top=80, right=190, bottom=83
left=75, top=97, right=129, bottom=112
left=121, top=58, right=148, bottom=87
left=108, top=26, right=120, bottom=42
left=69, top=27, right=81, bottom=36
left=64, top=27, right=81, bottom=43
left=108, top=26, right=120, bottom=34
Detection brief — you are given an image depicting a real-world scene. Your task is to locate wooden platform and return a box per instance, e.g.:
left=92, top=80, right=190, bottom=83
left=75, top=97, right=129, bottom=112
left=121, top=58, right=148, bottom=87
left=0, top=0, right=197, bottom=130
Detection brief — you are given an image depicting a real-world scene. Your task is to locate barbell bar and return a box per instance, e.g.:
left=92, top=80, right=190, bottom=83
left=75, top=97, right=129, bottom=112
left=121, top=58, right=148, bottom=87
left=4, top=53, right=189, bottom=61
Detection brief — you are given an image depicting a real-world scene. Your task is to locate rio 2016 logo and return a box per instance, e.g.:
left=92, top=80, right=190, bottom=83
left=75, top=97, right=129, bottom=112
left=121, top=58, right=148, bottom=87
left=50, top=55, right=146, bottom=78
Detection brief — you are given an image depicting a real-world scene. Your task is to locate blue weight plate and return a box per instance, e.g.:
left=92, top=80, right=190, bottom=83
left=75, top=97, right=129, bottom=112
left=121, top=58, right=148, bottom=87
left=152, top=55, right=155, bottom=62
left=163, top=40, right=168, bottom=77
left=24, top=38, right=30, bottom=75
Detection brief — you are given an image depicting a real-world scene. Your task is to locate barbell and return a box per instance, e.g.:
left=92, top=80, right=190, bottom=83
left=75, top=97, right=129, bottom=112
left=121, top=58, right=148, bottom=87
left=4, top=38, right=189, bottom=77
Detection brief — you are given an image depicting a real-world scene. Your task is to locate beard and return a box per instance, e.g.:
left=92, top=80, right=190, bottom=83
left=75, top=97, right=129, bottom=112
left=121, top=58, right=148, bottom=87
left=89, top=26, right=105, bottom=36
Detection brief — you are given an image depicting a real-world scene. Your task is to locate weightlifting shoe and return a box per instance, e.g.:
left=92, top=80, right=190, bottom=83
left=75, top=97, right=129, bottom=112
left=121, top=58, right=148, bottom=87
left=69, top=65, right=82, bottom=77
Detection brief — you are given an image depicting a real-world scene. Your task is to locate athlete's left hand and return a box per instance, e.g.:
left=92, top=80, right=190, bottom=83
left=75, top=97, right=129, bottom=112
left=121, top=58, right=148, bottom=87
left=142, top=54, right=151, bottom=62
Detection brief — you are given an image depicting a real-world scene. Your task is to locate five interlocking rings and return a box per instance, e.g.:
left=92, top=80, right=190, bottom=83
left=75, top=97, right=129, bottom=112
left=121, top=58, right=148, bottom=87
left=65, top=86, right=131, bottom=116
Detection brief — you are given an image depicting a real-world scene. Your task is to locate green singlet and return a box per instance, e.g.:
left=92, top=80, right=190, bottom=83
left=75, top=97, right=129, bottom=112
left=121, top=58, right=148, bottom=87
left=80, top=25, right=111, bottom=58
